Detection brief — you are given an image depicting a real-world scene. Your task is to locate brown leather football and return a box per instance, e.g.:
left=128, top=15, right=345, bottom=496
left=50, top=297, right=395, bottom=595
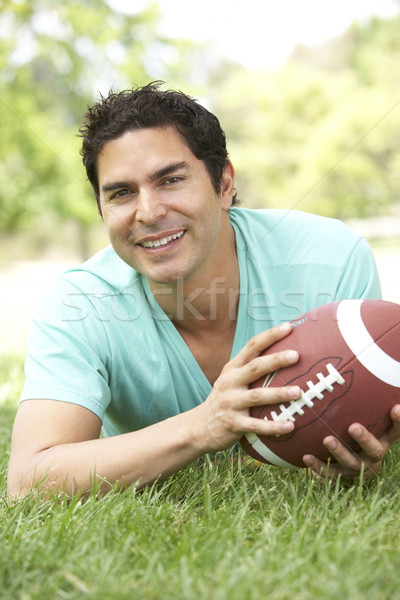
left=241, top=299, right=400, bottom=468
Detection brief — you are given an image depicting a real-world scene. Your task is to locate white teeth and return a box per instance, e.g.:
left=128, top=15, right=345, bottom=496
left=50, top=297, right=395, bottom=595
left=141, top=230, right=184, bottom=248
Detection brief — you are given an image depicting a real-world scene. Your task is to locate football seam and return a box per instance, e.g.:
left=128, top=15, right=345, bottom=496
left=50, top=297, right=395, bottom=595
left=257, top=313, right=400, bottom=424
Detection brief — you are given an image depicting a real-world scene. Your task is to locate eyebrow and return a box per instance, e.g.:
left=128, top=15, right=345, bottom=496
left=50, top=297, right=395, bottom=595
left=148, top=161, right=188, bottom=183
left=101, top=161, right=189, bottom=194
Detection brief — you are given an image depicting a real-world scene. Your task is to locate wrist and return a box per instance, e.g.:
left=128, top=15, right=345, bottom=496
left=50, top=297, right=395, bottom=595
left=183, top=402, right=213, bottom=456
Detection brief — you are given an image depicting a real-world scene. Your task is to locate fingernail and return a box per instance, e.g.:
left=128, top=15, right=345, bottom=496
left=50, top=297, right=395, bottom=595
left=282, top=422, right=295, bottom=432
left=288, top=386, right=301, bottom=399
left=393, top=405, right=400, bottom=419
left=352, top=426, right=362, bottom=439
left=285, top=350, right=298, bottom=363
left=325, top=438, right=337, bottom=451
left=279, top=322, right=291, bottom=332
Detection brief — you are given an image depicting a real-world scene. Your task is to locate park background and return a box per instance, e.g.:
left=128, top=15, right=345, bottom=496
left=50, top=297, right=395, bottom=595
left=1, top=3, right=400, bottom=599
left=1, top=0, right=400, bottom=354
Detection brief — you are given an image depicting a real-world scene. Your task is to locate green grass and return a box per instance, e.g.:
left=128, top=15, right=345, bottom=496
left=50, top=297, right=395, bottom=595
left=1, top=355, right=400, bottom=600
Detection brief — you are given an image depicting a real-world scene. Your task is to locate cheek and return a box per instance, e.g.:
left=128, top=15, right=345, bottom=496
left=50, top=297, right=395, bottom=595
left=104, top=208, right=132, bottom=237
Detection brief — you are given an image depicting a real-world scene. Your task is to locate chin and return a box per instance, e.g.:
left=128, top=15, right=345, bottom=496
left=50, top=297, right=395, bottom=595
left=146, top=271, right=186, bottom=286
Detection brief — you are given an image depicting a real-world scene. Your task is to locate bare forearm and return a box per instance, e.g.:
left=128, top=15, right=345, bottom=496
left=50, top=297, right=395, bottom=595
left=8, top=409, right=205, bottom=498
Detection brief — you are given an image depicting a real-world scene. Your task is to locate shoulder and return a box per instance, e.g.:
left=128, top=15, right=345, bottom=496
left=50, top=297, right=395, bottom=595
left=32, top=246, right=144, bottom=324
left=60, top=245, right=140, bottom=293
left=229, top=207, right=363, bottom=265
left=229, top=207, right=358, bottom=238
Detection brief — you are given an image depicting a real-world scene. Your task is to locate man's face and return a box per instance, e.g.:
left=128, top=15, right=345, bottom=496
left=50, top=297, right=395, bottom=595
left=97, top=126, right=234, bottom=288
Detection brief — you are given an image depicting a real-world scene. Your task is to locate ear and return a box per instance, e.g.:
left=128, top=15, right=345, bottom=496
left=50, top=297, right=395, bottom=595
left=220, top=161, right=235, bottom=210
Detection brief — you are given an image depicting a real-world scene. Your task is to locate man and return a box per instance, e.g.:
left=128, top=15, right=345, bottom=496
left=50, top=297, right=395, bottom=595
left=8, top=82, right=400, bottom=498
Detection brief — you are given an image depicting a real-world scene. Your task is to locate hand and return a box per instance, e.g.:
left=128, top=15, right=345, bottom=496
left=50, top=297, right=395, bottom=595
left=302, top=404, right=400, bottom=480
left=193, top=322, right=301, bottom=454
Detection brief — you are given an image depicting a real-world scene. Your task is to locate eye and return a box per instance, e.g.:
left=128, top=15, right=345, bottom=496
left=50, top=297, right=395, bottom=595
left=163, top=176, right=183, bottom=186
left=109, top=189, right=133, bottom=201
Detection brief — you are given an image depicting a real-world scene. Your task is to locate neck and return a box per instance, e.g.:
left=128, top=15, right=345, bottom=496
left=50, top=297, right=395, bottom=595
left=147, top=222, right=239, bottom=333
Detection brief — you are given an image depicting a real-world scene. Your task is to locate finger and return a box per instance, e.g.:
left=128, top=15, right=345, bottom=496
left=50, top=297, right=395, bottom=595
left=257, top=349, right=299, bottom=376
left=322, top=435, right=364, bottom=471
left=303, top=432, right=381, bottom=479
left=241, top=414, right=295, bottom=438
left=323, top=434, right=382, bottom=478
left=379, top=404, right=400, bottom=449
left=232, top=348, right=299, bottom=387
left=302, top=455, right=333, bottom=478
left=347, top=424, right=385, bottom=463
left=232, top=322, right=293, bottom=367
left=234, top=383, right=301, bottom=411
left=302, top=452, right=376, bottom=480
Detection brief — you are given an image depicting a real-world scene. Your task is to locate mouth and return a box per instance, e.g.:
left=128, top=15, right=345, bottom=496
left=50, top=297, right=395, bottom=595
left=139, top=230, right=185, bottom=249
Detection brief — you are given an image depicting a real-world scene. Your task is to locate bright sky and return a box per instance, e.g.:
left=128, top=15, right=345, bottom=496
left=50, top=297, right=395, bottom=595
left=113, top=0, right=399, bottom=70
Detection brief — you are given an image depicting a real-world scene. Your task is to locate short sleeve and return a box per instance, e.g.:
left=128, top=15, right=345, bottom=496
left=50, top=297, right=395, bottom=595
left=20, top=276, right=112, bottom=422
left=335, top=237, right=382, bottom=301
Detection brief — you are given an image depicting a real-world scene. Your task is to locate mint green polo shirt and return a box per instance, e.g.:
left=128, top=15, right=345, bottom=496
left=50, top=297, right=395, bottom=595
left=21, top=208, right=381, bottom=437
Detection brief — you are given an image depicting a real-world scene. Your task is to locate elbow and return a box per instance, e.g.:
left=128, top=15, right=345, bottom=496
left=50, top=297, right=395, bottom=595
left=7, top=463, right=35, bottom=501
left=7, top=454, right=58, bottom=501
left=7, top=454, right=111, bottom=500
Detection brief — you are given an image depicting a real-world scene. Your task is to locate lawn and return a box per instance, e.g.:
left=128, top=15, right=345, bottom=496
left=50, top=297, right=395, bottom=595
left=1, top=354, right=400, bottom=600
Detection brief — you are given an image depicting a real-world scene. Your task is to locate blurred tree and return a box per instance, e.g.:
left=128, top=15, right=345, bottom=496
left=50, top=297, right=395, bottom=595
left=349, top=15, right=400, bottom=88
left=1, top=4, right=399, bottom=255
left=292, top=87, right=400, bottom=219
left=0, top=0, right=203, bottom=257
left=211, top=15, right=400, bottom=220
left=212, top=64, right=341, bottom=210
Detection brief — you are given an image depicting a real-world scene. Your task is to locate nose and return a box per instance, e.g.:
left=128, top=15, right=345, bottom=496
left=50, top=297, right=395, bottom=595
left=135, top=189, right=167, bottom=225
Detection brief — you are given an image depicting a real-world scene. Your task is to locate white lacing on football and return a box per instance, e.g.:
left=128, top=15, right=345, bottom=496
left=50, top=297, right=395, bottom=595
left=268, top=363, right=345, bottom=423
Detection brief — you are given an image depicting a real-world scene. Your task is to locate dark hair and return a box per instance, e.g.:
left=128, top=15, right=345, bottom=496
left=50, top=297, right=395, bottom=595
left=79, top=81, right=238, bottom=209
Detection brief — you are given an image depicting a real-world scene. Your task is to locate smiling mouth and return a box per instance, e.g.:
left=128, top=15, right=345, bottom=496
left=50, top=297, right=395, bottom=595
left=140, top=230, right=185, bottom=248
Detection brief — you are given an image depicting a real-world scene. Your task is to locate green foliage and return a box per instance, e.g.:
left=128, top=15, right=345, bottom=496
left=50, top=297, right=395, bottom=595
left=214, top=16, right=400, bottom=219
left=0, top=6, right=399, bottom=242
left=1, top=355, right=400, bottom=599
left=0, top=0, right=202, bottom=240
left=294, top=87, right=400, bottom=219
left=349, top=16, right=400, bottom=88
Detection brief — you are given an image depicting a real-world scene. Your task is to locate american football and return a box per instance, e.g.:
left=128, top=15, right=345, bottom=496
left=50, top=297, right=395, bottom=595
left=241, top=299, right=400, bottom=468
